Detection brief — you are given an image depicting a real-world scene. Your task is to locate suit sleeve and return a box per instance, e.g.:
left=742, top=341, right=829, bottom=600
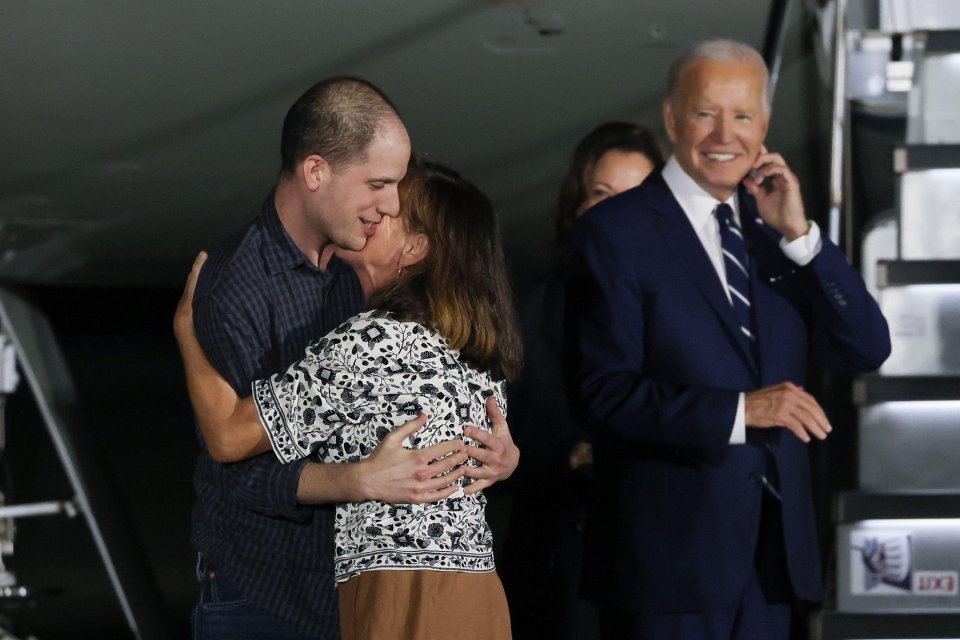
left=566, top=211, right=739, bottom=465
left=193, top=292, right=313, bottom=521
left=793, top=236, right=891, bottom=372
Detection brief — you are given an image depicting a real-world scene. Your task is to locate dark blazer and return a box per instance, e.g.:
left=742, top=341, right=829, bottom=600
left=566, top=170, right=890, bottom=614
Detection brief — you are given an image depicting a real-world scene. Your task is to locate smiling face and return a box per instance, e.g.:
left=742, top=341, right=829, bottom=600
left=317, top=121, right=411, bottom=251
left=663, top=57, right=770, bottom=201
left=337, top=213, right=416, bottom=289
left=577, top=149, right=656, bottom=215
left=333, top=167, right=432, bottom=296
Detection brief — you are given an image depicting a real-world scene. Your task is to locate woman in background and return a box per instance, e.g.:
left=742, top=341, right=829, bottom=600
left=500, top=122, right=664, bottom=640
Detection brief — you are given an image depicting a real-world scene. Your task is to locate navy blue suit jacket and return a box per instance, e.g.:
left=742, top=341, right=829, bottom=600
left=566, top=170, right=890, bottom=614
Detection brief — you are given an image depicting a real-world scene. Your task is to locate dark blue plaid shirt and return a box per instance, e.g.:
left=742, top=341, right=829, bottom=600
left=192, top=192, right=364, bottom=637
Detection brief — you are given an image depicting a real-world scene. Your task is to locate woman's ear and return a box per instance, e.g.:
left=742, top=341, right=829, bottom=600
left=399, top=233, right=429, bottom=268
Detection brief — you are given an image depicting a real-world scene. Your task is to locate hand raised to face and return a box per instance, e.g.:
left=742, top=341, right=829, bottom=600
left=743, top=145, right=810, bottom=241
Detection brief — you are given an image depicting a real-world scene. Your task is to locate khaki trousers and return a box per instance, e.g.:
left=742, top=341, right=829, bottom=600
left=339, top=569, right=511, bottom=640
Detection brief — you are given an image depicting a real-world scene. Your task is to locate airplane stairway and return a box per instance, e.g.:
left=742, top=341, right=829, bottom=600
left=0, top=289, right=174, bottom=639
left=816, top=1, right=960, bottom=637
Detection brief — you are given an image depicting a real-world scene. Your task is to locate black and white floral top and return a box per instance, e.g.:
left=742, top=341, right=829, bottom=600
left=252, top=310, right=503, bottom=582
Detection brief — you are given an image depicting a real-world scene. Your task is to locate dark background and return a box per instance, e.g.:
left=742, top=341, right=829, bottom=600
left=3, top=286, right=196, bottom=638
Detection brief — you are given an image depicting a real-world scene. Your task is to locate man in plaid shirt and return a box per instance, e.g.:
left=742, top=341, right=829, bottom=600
left=189, top=77, right=519, bottom=640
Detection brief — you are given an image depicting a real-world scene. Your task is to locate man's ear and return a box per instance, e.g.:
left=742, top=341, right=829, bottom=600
left=759, top=108, right=771, bottom=140
left=399, top=233, right=429, bottom=268
left=301, top=155, right=331, bottom=192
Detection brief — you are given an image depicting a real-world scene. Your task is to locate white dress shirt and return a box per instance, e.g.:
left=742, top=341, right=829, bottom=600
left=660, top=156, right=822, bottom=444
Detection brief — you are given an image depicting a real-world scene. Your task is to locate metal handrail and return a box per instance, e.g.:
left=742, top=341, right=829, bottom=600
left=828, top=0, right=849, bottom=248
left=762, top=0, right=793, bottom=101
left=764, top=0, right=850, bottom=249
left=0, top=499, right=77, bottom=520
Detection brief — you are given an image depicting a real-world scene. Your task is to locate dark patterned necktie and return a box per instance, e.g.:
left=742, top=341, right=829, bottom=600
left=714, top=203, right=755, bottom=348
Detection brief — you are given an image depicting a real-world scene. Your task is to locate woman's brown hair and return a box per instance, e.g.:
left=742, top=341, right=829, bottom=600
left=368, top=160, right=522, bottom=381
left=555, top=122, right=665, bottom=256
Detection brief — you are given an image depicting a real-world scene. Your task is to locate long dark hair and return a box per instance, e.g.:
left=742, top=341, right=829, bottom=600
left=555, top=122, right=665, bottom=253
left=369, top=161, right=522, bottom=381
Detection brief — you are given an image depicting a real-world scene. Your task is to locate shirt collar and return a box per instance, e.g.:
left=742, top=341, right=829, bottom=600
left=259, top=190, right=332, bottom=277
left=661, top=155, right=741, bottom=228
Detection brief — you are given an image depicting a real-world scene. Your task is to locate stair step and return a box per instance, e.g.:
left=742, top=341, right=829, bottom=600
left=859, top=401, right=960, bottom=491
left=854, top=375, right=960, bottom=404
left=877, top=260, right=960, bottom=287
left=924, top=29, right=960, bottom=53
left=895, top=144, right=960, bottom=172
left=817, top=611, right=960, bottom=638
left=836, top=491, right=960, bottom=523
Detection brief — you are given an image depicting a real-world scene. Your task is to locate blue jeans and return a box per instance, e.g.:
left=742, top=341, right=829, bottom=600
left=192, top=555, right=322, bottom=640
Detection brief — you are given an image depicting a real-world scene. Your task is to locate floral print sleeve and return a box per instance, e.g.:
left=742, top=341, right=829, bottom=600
left=252, top=310, right=500, bottom=465
left=253, top=311, right=416, bottom=463
left=252, top=309, right=505, bottom=581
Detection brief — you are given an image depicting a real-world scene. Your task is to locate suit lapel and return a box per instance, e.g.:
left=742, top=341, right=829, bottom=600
left=645, top=174, right=759, bottom=378
left=741, top=205, right=780, bottom=443
left=737, top=185, right=792, bottom=385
